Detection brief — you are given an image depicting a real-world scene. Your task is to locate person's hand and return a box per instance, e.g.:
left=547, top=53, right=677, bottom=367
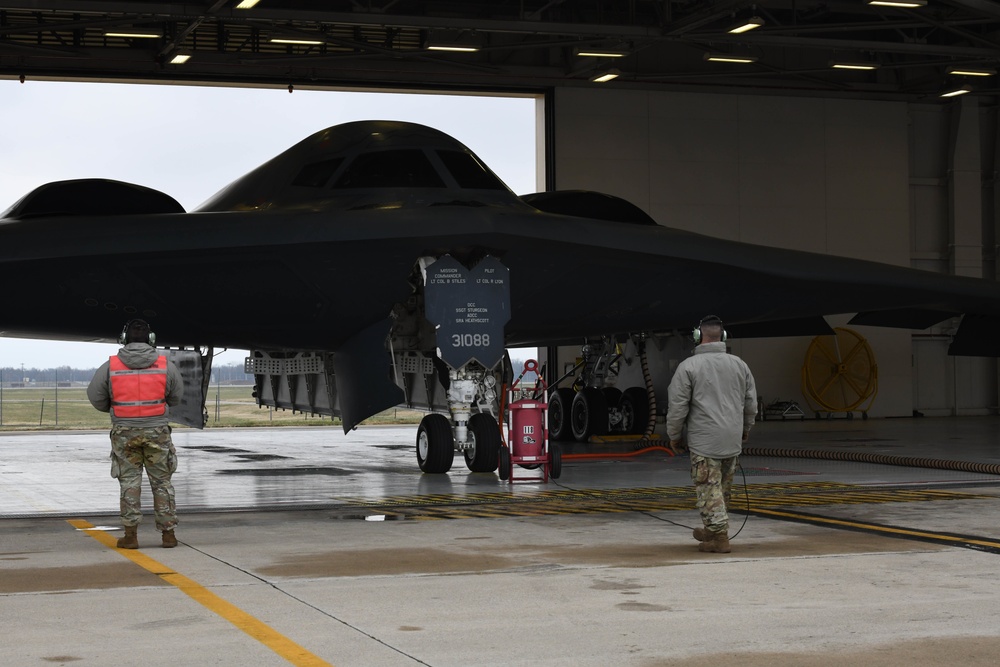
left=668, top=439, right=687, bottom=454
left=742, top=431, right=750, bottom=442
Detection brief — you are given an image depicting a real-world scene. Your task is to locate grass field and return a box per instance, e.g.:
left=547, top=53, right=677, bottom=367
left=0, top=385, right=425, bottom=431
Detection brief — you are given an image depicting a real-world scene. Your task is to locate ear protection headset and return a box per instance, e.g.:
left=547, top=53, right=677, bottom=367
left=693, top=315, right=727, bottom=343
left=118, top=319, right=156, bottom=346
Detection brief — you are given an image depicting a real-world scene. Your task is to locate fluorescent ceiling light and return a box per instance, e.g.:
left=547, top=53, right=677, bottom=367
left=947, top=67, right=995, bottom=77
left=105, top=30, right=160, bottom=39
left=575, top=49, right=627, bottom=58
left=867, top=1, right=927, bottom=7
left=704, top=53, right=757, bottom=64
left=591, top=69, right=620, bottom=83
left=831, top=62, right=879, bottom=70
left=728, top=17, right=764, bottom=34
left=170, top=53, right=191, bottom=64
left=940, top=85, right=972, bottom=98
left=427, top=45, right=480, bottom=52
left=235, top=0, right=261, bottom=8
left=270, top=37, right=324, bottom=45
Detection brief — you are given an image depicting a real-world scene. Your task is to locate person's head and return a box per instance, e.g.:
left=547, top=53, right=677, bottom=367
left=694, top=315, right=726, bottom=344
left=119, top=319, right=156, bottom=346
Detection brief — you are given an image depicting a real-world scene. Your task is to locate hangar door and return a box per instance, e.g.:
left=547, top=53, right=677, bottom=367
left=913, top=338, right=998, bottom=417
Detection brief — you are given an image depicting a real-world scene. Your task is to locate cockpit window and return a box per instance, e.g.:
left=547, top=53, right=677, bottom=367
left=292, top=158, right=345, bottom=187
left=436, top=150, right=508, bottom=190
left=332, top=150, right=445, bottom=188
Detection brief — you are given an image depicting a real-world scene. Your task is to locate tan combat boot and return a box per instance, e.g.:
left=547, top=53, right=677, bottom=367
left=161, top=530, right=178, bottom=548
left=693, top=526, right=708, bottom=542
left=117, top=526, right=139, bottom=549
left=698, top=532, right=731, bottom=553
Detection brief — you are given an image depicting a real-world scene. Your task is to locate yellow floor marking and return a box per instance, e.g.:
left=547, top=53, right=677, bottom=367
left=67, top=519, right=333, bottom=667
left=749, top=508, right=1000, bottom=550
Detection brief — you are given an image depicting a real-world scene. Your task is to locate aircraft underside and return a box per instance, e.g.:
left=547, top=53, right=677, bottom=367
left=245, top=253, right=515, bottom=474
left=238, top=251, right=693, bottom=475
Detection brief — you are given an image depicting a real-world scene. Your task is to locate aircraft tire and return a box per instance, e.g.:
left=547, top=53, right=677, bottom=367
left=416, top=414, right=455, bottom=474
left=619, top=387, right=650, bottom=435
left=571, top=387, right=608, bottom=442
left=465, top=412, right=501, bottom=472
left=548, top=388, right=574, bottom=441
left=498, top=446, right=511, bottom=481
left=549, top=443, right=562, bottom=480
left=602, top=387, right=623, bottom=408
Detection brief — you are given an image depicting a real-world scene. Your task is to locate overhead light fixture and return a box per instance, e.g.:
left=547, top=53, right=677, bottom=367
left=270, top=37, right=324, bottom=45
left=940, top=85, right=972, bottom=98
left=575, top=48, right=628, bottom=58
left=591, top=68, right=620, bottom=83
left=867, top=1, right=927, bottom=7
left=831, top=61, right=879, bottom=71
left=235, top=0, right=261, bottom=8
left=947, top=67, right=996, bottom=77
left=169, top=52, right=191, bottom=65
left=704, top=53, right=758, bottom=64
left=728, top=16, right=764, bottom=34
left=105, top=29, right=161, bottom=39
left=427, top=45, right=480, bottom=52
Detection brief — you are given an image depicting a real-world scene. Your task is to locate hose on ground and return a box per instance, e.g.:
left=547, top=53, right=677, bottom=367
left=741, top=446, right=1000, bottom=476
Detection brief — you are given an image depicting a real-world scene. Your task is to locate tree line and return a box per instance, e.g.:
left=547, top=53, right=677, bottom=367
left=3, top=356, right=538, bottom=385
left=0, top=362, right=254, bottom=384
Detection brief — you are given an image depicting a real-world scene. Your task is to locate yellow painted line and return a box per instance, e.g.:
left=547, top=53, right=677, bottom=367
left=748, top=508, right=1000, bottom=551
left=67, top=520, right=333, bottom=667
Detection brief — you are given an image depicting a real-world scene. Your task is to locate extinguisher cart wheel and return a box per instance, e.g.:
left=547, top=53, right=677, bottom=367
left=498, top=446, right=511, bottom=481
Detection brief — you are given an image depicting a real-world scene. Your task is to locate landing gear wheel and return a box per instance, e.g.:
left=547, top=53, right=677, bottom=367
left=601, top=387, right=622, bottom=407
left=571, top=387, right=609, bottom=442
left=548, top=388, right=574, bottom=442
left=465, top=413, right=501, bottom=472
left=549, top=443, right=562, bottom=480
left=416, top=414, right=455, bottom=474
left=619, top=387, right=649, bottom=435
left=498, top=446, right=511, bottom=481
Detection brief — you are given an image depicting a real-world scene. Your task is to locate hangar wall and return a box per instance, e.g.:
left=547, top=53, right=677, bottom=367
left=547, top=87, right=998, bottom=418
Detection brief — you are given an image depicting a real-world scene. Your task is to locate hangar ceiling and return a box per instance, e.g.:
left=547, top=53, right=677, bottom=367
left=0, top=1, right=998, bottom=102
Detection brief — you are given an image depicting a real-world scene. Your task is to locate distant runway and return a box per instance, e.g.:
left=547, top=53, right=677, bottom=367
left=2, top=418, right=1000, bottom=665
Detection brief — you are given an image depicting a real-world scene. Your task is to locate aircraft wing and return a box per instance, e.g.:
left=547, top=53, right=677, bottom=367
left=1, top=199, right=998, bottom=354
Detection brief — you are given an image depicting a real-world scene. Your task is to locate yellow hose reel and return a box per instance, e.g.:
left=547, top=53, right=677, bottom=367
left=801, top=327, right=878, bottom=419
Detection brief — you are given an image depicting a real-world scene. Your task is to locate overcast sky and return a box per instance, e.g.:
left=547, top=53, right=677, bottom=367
left=0, top=80, right=538, bottom=369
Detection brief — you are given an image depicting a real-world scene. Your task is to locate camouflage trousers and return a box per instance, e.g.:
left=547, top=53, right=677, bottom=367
left=110, top=424, right=178, bottom=531
left=691, top=454, right=738, bottom=535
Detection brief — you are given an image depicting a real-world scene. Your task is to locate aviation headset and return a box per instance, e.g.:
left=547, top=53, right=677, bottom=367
left=692, top=315, right=727, bottom=343
left=118, top=319, right=156, bottom=346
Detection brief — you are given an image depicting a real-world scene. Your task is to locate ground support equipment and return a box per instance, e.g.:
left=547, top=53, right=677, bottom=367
left=499, top=360, right=562, bottom=483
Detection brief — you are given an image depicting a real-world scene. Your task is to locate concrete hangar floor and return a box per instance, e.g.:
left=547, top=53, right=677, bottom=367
left=2, top=416, right=1000, bottom=667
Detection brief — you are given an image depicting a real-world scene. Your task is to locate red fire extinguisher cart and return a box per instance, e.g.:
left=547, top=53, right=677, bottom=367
left=500, top=359, right=562, bottom=483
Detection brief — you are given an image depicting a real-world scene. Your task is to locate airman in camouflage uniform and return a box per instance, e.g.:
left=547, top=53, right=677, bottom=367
left=667, top=316, right=757, bottom=554
left=88, top=320, right=184, bottom=549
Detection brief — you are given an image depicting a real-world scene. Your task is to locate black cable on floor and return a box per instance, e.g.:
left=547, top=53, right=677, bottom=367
left=550, top=458, right=751, bottom=541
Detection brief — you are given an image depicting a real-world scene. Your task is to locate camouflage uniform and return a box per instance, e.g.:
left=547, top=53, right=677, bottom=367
left=110, top=424, right=178, bottom=530
left=691, top=454, right=738, bottom=534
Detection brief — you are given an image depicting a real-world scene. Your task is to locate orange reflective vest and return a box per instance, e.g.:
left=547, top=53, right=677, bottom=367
left=109, top=355, right=168, bottom=418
